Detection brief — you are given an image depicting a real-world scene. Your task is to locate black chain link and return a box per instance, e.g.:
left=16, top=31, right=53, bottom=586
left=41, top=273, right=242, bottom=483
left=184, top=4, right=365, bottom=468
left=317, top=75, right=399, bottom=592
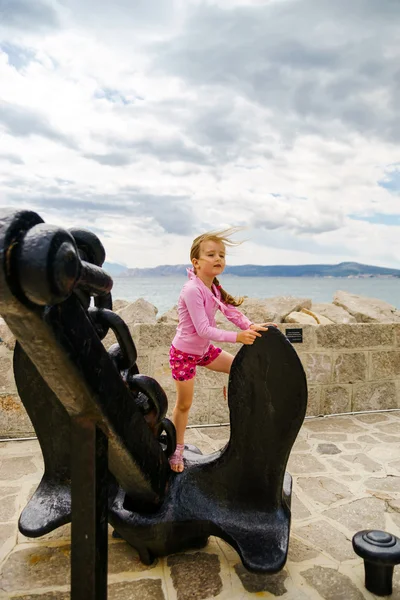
left=69, top=230, right=176, bottom=459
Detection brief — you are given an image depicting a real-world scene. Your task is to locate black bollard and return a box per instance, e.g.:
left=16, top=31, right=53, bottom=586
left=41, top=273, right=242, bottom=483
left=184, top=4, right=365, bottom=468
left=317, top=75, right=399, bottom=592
left=352, top=530, right=400, bottom=596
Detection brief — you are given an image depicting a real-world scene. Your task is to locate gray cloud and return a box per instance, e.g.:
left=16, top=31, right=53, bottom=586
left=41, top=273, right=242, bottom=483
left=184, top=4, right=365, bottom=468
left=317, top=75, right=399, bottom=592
left=58, top=0, right=175, bottom=32
left=107, top=135, right=212, bottom=166
left=99, top=97, right=264, bottom=167
left=0, top=42, right=35, bottom=70
left=152, top=0, right=400, bottom=143
left=84, top=152, right=134, bottom=167
left=0, top=152, right=24, bottom=164
left=0, top=103, right=77, bottom=149
left=0, top=0, right=59, bottom=31
left=7, top=188, right=195, bottom=235
left=250, top=227, right=354, bottom=258
left=94, top=88, right=132, bottom=105
left=248, top=197, right=345, bottom=236
left=185, top=102, right=264, bottom=163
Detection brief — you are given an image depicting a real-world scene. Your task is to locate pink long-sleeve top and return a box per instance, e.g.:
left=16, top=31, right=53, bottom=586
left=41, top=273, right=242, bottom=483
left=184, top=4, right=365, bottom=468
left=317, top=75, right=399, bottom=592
left=171, top=269, right=253, bottom=355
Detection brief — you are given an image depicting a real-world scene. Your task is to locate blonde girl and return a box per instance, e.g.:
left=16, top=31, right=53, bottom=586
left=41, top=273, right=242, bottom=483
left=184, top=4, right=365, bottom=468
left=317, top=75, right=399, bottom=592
left=168, top=228, right=274, bottom=472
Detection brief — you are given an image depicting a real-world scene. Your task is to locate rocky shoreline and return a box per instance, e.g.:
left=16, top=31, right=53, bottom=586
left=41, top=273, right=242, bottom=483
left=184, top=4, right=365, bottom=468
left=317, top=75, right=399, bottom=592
left=110, top=289, right=400, bottom=332
left=1, top=290, right=399, bottom=351
left=2, top=290, right=400, bottom=437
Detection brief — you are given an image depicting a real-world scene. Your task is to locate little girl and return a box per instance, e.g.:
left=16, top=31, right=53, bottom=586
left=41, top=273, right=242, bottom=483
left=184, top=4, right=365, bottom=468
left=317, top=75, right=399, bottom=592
left=168, top=228, right=273, bottom=472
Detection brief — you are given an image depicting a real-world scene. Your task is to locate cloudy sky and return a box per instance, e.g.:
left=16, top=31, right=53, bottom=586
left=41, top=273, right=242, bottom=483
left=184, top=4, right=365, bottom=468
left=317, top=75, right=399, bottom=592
left=0, top=0, right=399, bottom=269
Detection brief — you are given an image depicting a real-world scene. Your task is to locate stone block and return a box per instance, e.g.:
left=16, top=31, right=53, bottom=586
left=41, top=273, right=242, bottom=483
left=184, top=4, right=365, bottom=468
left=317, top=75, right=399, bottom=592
left=278, top=324, right=317, bottom=351
left=292, top=439, right=311, bottom=452
left=291, top=493, right=311, bottom=520
left=376, top=421, right=400, bottom=434
left=11, top=593, right=70, bottom=600
left=302, top=566, right=366, bottom=600
left=187, top=388, right=210, bottom=425
left=285, top=311, right=319, bottom=325
left=355, top=412, right=389, bottom=424
left=302, top=353, right=332, bottom=384
left=317, top=443, right=341, bottom=455
left=295, top=520, right=354, bottom=561
left=202, top=425, right=230, bottom=441
left=234, top=564, right=289, bottom=594
left=0, top=523, right=17, bottom=564
left=195, top=366, right=227, bottom=389
left=136, top=354, right=151, bottom=375
left=0, top=488, right=19, bottom=521
left=117, top=298, right=158, bottom=325
left=152, top=352, right=174, bottom=393
left=209, top=388, right=230, bottom=424
left=108, top=542, right=158, bottom=574
left=112, top=299, right=129, bottom=312
left=9, top=581, right=166, bottom=600
left=0, top=319, right=15, bottom=350
left=132, top=323, right=177, bottom=350
left=167, top=552, right=222, bottom=600
left=370, top=350, right=400, bottom=380
left=0, top=344, right=16, bottom=393
left=0, top=394, right=35, bottom=437
left=365, top=476, right=400, bottom=493
left=334, top=290, right=400, bottom=323
left=321, top=384, right=351, bottom=414
left=309, top=432, right=348, bottom=441
left=0, top=543, right=157, bottom=594
left=239, top=296, right=311, bottom=323
left=0, top=546, right=71, bottom=591
left=158, top=305, right=179, bottom=323
left=341, top=453, right=382, bottom=473
left=316, top=323, right=394, bottom=349
left=306, top=385, right=321, bottom=417
left=352, top=381, right=397, bottom=411
left=296, top=352, right=307, bottom=370
left=312, top=303, right=357, bottom=324
left=303, top=417, right=362, bottom=433
left=0, top=456, right=39, bottom=481
left=287, top=454, right=326, bottom=475
left=333, top=352, right=367, bottom=384
left=297, top=476, right=352, bottom=506
left=288, top=538, right=318, bottom=562
left=219, top=341, right=239, bottom=356
left=108, top=580, right=166, bottom=600
left=19, top=523, right=72, bottom=544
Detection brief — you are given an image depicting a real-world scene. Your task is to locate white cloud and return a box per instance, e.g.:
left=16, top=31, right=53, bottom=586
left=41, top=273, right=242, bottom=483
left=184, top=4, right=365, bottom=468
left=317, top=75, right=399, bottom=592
left=0, top=0, right=400, bottom=269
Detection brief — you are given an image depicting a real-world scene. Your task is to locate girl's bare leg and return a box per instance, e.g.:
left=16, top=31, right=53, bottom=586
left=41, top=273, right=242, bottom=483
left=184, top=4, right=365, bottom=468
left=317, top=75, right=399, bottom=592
left=170, top=377, right=195, bottom=472
left=205, top=350, right=234, bottom=374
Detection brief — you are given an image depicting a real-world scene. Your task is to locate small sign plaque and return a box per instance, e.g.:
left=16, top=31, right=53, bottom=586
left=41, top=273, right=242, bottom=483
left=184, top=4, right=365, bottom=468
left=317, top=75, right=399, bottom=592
left=285, top=328, right=303, bottom=344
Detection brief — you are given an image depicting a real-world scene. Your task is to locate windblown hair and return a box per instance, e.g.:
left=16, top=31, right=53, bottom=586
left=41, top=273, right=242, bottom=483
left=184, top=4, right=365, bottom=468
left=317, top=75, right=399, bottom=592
left=190, top=227, right=245, bottom=307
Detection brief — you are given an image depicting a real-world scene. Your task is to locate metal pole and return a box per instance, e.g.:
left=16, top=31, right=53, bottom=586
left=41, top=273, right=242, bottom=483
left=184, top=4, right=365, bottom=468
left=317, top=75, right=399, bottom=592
left=71, top=418, right=108, bottom=600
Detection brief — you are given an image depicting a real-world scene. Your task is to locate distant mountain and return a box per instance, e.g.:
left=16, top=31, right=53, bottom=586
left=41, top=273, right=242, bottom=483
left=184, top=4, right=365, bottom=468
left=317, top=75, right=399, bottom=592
left=118, top=262, right=400, bottom=278
left=103, top=261, right=128, bottom=276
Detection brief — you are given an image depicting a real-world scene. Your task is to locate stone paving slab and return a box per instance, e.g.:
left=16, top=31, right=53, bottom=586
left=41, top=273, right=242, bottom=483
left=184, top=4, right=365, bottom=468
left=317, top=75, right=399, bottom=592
left=3, top=413, right=400, bottom=598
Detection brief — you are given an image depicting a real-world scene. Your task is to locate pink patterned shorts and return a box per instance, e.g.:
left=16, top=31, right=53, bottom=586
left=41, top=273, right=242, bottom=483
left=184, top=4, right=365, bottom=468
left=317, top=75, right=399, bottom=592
left=169, top=344, right=222, bottom=381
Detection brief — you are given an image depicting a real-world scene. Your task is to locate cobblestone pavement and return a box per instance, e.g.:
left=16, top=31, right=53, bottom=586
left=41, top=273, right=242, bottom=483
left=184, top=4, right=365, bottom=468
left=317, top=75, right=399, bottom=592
left=2, top=413, right=400, bottom=599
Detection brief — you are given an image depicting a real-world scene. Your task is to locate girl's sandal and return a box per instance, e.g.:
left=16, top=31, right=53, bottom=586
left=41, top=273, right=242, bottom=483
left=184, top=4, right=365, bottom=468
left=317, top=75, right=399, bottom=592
left=169, top=443, right=185, bottom=472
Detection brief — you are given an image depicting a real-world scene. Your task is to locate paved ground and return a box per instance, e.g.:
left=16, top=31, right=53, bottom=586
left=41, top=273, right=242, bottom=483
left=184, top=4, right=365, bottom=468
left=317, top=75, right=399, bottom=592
left=2, top=412, right=400, bottom=599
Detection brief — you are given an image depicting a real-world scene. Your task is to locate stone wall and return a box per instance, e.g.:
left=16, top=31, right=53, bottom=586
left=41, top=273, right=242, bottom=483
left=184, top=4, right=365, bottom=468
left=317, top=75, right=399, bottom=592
left=2, top=322, right=400, bottom=437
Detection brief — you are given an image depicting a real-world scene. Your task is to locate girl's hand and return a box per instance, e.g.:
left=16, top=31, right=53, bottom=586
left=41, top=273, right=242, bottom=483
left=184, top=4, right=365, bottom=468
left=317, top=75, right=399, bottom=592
left=250, top=322, right=278, bottom=331
left=237, top=329, right=262, bottom=345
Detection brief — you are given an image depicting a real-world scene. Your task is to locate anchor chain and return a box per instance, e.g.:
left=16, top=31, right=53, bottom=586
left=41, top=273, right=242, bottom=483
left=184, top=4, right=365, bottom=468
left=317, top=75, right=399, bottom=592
left=70, top=229, right=176, bottom=459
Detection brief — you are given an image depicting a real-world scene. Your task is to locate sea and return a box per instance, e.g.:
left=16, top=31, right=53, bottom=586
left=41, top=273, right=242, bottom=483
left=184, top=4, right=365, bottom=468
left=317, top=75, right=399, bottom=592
left=111, top=276, right=400, bottom=316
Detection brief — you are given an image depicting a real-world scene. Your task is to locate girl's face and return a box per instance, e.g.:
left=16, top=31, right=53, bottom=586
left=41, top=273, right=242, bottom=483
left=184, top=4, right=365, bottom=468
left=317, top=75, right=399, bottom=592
left=193, top=240, right=226, bottom=277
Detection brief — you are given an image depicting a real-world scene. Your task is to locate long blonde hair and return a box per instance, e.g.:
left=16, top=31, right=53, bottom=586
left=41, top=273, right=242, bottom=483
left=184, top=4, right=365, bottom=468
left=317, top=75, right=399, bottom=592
left=190, top=227, right=244, bottom=307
